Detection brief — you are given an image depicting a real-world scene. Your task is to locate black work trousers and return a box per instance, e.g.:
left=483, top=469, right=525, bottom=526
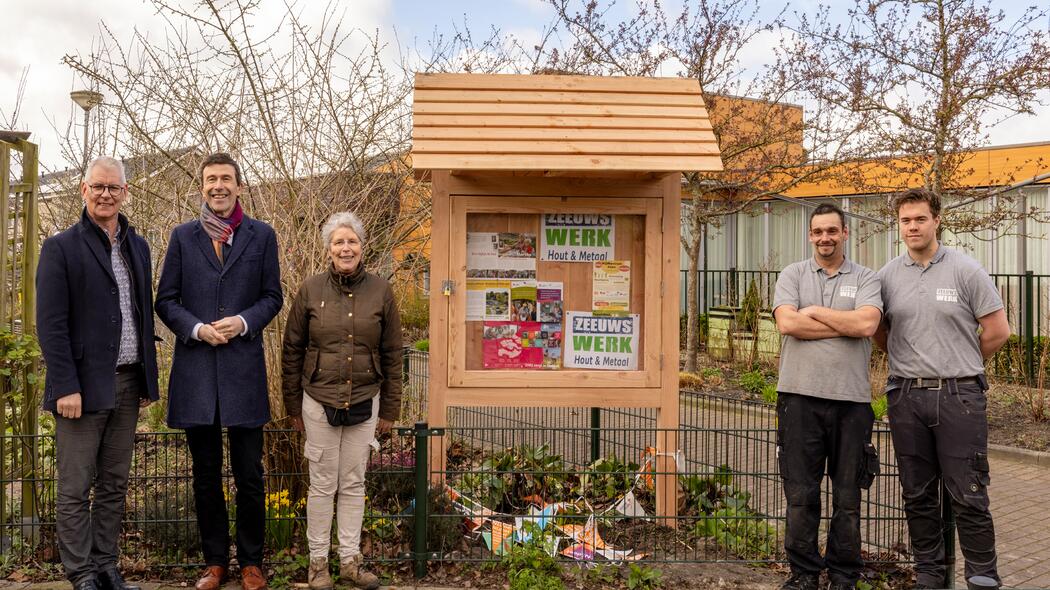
left=184, top=421, right=265, bottom=568
left=887, top=379, right=998, bottom=588
left=777, top=392, right=877, bottom=586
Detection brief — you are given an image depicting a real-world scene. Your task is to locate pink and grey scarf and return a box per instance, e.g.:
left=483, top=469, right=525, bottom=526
left=200, top=200, right=244, bottom=245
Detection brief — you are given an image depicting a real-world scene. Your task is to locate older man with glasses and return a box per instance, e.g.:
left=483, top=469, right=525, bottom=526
left=37, top=156, right=160, bottom=590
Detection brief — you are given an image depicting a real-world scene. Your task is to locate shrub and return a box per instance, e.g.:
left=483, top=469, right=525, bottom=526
left=737, top=370, right=768, bottom=396
left=399, top=294, right=429, bottom=331
left=871, top=395, right=888, bottom=420
left=679, top=371, right=704, bottom=390
left=413, top=338, right=430, bottom=351
left=761, top=383, right=778, bottom=405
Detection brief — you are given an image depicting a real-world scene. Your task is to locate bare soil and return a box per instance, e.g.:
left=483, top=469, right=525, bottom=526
left=986, top=384, right=1050, bottom=452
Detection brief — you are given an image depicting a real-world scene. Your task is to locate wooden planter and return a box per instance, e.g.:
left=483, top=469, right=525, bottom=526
left=707, top=306, right=779, bottom=362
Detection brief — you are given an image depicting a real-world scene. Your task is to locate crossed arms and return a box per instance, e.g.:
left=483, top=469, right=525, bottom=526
left=774, top=304, right=882, bottom=340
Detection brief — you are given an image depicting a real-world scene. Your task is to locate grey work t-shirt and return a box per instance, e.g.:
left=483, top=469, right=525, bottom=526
left=772, top=258, right=883, bottom=402
left=878, top=246, right=1003, bottom=379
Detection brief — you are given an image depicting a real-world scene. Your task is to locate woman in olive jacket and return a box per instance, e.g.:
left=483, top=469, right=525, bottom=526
left=281, top=211, right=402, bottom=590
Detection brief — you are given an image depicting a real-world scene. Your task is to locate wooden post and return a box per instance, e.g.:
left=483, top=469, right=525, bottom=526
left=427, top=171, right=451, bottom=484
left=655, top=173, right=682, bottom=527
left=17, top=139, right=41, bottom=526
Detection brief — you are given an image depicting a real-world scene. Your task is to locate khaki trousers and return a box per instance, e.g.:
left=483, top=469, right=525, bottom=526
left=302, top=394, right=378, bottom=560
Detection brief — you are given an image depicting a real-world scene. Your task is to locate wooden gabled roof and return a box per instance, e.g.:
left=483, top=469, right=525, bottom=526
left=411, top=73, right=723, bottom=173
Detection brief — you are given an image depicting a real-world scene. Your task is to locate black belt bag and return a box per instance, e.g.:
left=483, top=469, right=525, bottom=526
left=323, top=397, right=374, bottom=427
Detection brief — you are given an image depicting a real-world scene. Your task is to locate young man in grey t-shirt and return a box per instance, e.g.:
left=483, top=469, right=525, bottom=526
left=772, top=203, right=883, bottom=590
left=874, top=188, right=1010, bottom=590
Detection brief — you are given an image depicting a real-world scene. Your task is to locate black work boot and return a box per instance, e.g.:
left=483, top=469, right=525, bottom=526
left=781, top=572, right=820, bottom=590
left=74, top=579, right=100, bottom=590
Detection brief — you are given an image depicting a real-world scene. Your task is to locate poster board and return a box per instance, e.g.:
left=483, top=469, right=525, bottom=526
left=446, top=196, right=663, bottom=390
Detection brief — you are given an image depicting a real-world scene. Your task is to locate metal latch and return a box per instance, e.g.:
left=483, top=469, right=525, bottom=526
left=442, top=279, right=454, bottom=296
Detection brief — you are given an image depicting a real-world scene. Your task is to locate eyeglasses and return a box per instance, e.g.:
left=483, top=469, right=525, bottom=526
left=88, top=184, right=125, bottom=196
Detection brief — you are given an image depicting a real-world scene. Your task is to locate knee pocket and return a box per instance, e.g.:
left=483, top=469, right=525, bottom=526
left=945, top=451, right=991, bottom=512
left=783, top=481, right=820, bottom=506
left=305, top=441, right=338, bottom=493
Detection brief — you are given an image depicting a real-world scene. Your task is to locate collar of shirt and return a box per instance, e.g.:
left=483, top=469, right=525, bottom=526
left=904, top=244, right=948, bottom=267
left=807, top=257, right=853, bottom=276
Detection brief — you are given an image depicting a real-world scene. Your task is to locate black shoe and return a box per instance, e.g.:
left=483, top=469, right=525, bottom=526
left=98, top=568, right=141, bottom=590
left=828, top=583, right=857, bottom=590
left=74, top=579, right=100, bottom=590
left=781, top=573, right=820, bottom=590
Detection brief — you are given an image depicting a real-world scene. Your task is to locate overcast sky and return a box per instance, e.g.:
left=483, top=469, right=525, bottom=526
left=2, top=0, right=1048, bottom=173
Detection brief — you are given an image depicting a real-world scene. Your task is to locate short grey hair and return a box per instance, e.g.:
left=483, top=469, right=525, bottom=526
left=83, top=156, right=127, bottom=184
left=321, top=211, right=367, bottom=248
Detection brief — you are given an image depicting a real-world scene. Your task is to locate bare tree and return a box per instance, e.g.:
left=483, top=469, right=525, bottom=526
left=57, top=0, right=431, bottom=482
left=543, top=0, right=868, bottom=371
left=787, top=0, right=1050, bottom=232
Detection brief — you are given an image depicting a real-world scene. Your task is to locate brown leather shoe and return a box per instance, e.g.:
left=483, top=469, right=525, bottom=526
left=240, top=565, right=267, bottom=590
left=194, top=566, right=227, bottom=590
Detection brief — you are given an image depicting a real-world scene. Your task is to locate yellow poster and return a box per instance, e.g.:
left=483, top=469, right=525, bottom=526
left=592, top=260, right=630, bottom=316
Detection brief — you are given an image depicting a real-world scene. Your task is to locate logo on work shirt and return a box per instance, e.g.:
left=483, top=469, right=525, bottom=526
left=839, top=285, right=857, bottom=298
left=936, top=288, right=959, bottom=303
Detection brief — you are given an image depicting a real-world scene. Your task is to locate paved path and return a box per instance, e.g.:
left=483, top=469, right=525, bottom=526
left=967, top=455, right=1050, bottom=589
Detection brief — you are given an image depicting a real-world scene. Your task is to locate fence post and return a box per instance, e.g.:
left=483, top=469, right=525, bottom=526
left=728, top=266, right=738, bottom=307
left=412, top=421, right=430, bottom=579
left=1025, top=270, right=1035, bottom=384
left=403, top=348, right=411, bottom=383
left=942, top=484, right=956, bottom=589
left=590, top=408, right=601, bottom=463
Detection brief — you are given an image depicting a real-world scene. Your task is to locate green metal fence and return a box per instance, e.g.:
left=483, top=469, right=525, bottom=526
left=1, top=350, right=912, bottom=574
left=683, top=269, right=1050, bottom=381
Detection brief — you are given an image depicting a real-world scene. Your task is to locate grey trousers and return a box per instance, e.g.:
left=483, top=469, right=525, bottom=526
left=55, top=370, right=143, bottom=585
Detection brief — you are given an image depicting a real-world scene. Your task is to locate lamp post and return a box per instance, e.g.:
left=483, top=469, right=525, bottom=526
left=69, top=90, right=104, bottom=172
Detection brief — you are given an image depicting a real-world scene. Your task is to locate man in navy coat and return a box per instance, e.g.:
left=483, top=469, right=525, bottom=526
left=155, top=153, right=282, bottom=590
left=37, top=156, right=160, bottom=590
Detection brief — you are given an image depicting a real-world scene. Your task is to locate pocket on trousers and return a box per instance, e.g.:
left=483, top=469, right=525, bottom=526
left=303, top=441, right=325, bottom=463
left=858, top=443, right=880, bottom=489
left=972, top=451, right=991, bottom=488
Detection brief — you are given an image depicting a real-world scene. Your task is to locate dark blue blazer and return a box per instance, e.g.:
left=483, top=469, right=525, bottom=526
left=37, top=210, right=161, bottom=412
left=155, top=215, right=283, bottom=428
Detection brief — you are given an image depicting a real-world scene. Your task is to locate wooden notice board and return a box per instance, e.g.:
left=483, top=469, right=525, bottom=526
left=411, top=73, right=723, bottom=521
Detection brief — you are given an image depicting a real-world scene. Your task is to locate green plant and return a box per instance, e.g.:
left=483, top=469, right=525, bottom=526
left=583, top=564, right=618, bottom=586
left=460, top=444, right=568, bottom=511
left=505, top=534, right=564, bottom=590
left=265, top=489, right=302, bottom=550
left=871, top=395, right=888, bottom=420
left=626, top=563, right=663, bottom=589
left=761, top=383, right=778, bottom=405
left=574, top=456, right=640, bottom=503
left=700, top=366, right=724, bottom=385
left=695, top=494, right=779, bottom=560
left=736, top=280, right=762, bottom=333
left=737, top=370, right=768, bottom=396
left=679, top=465, right=734, bottom=515
left=413, top=338, right=430, bottom=351
left=0, top=329, right=43, bottom=435
left=269, top=549, right=309, bottom=588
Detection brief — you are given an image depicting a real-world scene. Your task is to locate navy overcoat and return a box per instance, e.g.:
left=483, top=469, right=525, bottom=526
left=155, top=215, right=283, bottom=428
left=36, top=210, right=161, bottom=412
